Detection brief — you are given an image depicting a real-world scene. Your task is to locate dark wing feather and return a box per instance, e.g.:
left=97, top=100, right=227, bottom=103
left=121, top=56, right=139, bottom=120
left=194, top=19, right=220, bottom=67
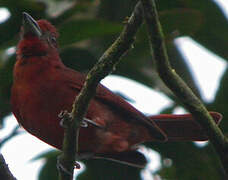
left=94, top=150, right=147, bottom=168
left=61, top=67, right=166, bottom=141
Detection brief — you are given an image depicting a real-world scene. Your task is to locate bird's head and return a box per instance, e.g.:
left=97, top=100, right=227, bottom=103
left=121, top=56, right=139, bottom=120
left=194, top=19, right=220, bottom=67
left=17, top=12, right=59, bottom=58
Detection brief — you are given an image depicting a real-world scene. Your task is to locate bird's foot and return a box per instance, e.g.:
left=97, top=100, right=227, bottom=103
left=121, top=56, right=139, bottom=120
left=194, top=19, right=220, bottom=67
left=58, top=110, right=73, bottom=128
left=82, top=118, right=104, bottom=129
left=58, top=111, right=104, bottom=129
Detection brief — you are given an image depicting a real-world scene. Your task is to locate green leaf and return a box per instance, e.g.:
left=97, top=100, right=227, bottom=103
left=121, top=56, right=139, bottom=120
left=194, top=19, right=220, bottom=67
left=160, top=8, right=203, bottom=36
left=60, top=47, right=97, bottom=72
left=150, top=142, right=225, bottom=179
left=98, top=0, right=136, bottom=22
left=0, top=54, right=15, bottom=125
left=58, top=19, right=122, bottom=46
left=158, top=0, right=228, bottom=61
left=31, top=150, right=60, bottom=161
left=78, top=159, right=142, bottom=180
left=32, top=150, right=60, bottom=180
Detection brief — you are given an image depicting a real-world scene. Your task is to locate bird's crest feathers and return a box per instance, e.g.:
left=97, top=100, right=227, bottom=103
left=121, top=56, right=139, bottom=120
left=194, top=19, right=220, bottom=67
left=37, top=20, right=59, bottom=38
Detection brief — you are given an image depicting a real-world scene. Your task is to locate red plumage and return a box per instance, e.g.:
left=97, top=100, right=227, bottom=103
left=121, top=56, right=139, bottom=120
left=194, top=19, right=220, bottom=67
left=11, top=13, right=222, bottom=168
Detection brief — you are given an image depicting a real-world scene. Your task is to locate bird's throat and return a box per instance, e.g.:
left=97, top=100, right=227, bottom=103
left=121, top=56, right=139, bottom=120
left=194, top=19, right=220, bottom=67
left=17, top=37, right=48, bottom=59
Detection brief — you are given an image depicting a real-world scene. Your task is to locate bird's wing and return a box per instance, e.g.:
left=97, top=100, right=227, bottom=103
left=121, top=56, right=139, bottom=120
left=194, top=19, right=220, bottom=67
left=61, top=68, right=166, bottom=141
left=93, top=150, right=147, bottom=168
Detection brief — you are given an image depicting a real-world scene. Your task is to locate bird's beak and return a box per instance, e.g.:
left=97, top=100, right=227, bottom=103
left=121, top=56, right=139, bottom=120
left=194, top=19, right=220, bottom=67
left=22, top=12, right=42, bottom=38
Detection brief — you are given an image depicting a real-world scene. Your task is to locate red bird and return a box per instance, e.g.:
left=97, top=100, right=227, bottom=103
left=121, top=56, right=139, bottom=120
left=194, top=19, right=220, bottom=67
left=11, top=12, right=222, bottom=168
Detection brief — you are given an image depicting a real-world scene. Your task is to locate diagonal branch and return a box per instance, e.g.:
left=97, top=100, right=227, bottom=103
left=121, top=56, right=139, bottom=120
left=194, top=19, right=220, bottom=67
left=0, top=154, right=17, bottom=180
left=0, top=125, right=21, bottom=149
left=58, top=2, right=144, bottom=180
left=140, top=0, right=228, bottom=175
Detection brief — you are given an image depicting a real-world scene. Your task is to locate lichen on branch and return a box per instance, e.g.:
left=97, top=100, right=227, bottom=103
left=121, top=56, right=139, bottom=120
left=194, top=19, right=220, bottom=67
left=140, top=0, right=228, bottom=175
left=58, top=2, right=144, bottom=180
left=0, top=154, right=17, bottom=180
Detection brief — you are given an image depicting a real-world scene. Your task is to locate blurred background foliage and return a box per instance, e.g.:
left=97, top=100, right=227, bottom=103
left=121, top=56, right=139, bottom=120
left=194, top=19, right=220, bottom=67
left=0, top=0, right=228, bottom=179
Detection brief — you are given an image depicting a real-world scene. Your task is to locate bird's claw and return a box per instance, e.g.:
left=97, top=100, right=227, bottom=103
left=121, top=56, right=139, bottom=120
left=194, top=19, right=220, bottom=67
left=82, top=118, right=104, bottom=129
left=80, top=120, right=88, bottom=127
left=58, top=110, right=72, bottom=128
left=58, top=111, right=104, bottom=129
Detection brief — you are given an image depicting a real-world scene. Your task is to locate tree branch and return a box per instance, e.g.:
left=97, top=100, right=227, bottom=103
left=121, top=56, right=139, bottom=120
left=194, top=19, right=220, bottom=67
left=58, top=2, right=144, bottom=180
left=0, top=154, right=17, bottom=180
left=141, top=0, right=228, bottom=175
left=0, top=125, right=21, bottom=149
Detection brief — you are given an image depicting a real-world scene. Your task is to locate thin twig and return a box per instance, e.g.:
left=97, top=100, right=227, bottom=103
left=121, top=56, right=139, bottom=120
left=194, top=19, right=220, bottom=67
left=0, top=125, right=21, bottom=149
left=58, top=2, right=144, bottom=180
left=141, top=0, right=228, bottom=175
left=0, top=154, right=17, bottom=180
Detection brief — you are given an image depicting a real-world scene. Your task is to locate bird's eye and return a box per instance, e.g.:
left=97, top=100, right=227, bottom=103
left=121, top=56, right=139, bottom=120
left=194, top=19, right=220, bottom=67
left=50, top=36, right=56, bottom=43
left=48, top=36, right=57, bottom=47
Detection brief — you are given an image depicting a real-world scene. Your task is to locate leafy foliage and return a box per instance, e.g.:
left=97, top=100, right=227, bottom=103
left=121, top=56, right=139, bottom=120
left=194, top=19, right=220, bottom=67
left=0, top=0, right=227, bottom=179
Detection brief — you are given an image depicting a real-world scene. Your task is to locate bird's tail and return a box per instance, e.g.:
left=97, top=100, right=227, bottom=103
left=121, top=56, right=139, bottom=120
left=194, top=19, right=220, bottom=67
left=148, top=112, right=222, bottom=141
